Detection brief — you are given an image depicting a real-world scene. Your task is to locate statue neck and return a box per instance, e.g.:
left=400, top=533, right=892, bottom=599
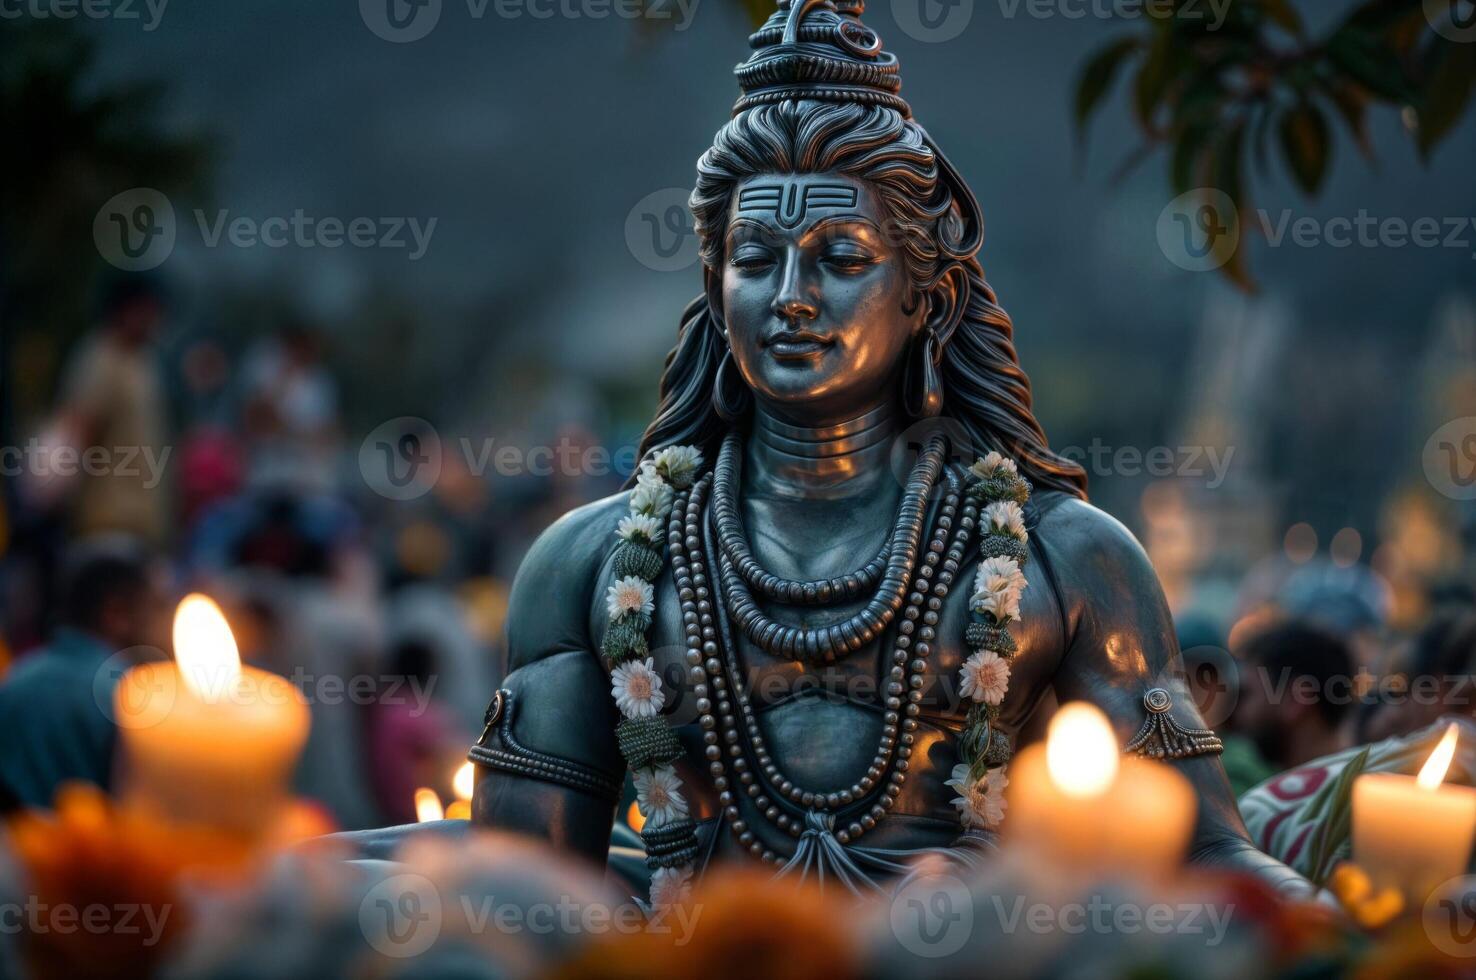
left=746, top=401, right=899, bottom=499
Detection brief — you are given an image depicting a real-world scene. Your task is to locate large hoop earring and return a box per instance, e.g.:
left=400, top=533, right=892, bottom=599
left=903, top=330, right=944, bottom=419
left=713, top=346, right=752, bottom=423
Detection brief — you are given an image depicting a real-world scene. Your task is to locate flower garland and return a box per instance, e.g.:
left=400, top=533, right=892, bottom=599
left=947, top=451, right=1031, bottom=834
left=601, top=445, right=704, bottom=910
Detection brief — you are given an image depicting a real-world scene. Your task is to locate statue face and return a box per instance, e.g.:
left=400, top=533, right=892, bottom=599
left=720, top=173, right=924, bottom=424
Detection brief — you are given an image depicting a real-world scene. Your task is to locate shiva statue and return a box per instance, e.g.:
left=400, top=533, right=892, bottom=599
left=468, top=0, right=1310, bottom=903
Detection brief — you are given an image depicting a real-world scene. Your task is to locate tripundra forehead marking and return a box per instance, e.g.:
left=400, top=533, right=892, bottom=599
left=738, top=181, right=859, bottom=229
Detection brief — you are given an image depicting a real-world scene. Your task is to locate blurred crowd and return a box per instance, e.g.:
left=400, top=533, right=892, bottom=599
left=0, top=273, right=631, bottom=830
left=3, top=272, right=1476, bottom=868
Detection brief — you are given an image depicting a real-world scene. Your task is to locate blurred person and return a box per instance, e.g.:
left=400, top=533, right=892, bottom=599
left=0, top=538, right=164, bottom=810
left=32, top=274, right=172, bottom=547
left=1359, top=606, right=1476, bottom=744
left=366, top=636, right=459, bottom=825
left=240, top=321, right=340, bottom=494
left=1230, top=621, right=1356, bottom=776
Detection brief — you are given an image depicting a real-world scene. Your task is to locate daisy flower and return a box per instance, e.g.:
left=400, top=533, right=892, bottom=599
left=630, top=467, right=675, bottom=519
left=959, top=649, right=1010, bottom=706
left=634, top=764, right=689, bottom=828
left=611, top=658, right=665, bottom=718
left=983, top=500, right=1027, bottom=541
left=652, top=446, right=702, bottom=489
left=946, top=764, right=1008, bottom=829
left=606, top=575, right=655, bottom=620
left=971, top=556, right=1027, bottom=621
left=970, top=451, right=1018, bottom=482
left=617, top=514, right=662, bottom=545
left=649, top=865, right=693, bottom=908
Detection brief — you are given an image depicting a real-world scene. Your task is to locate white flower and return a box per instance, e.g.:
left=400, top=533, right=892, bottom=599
left=630, top=467, right=675, bottom=519
left=971, top=556, right=1027, bottom=622
left=959, top=649, right=1010, bottom=706
left=970, top=451, right=1018, bottom=482
left=946, top=763, right=1008, bottom=829
left=606, top=575, right=655, bottom=620
left=617, top=513, right=662, bottom=545
left=611, top=658, right=665, bottom=718
left=649, top=865, right=693, bottom=908
left=983, top=500, right=1027, bottom=541
left=634, top=764, right=689, bottom=828
left=652, top=445, right=703, bottom=489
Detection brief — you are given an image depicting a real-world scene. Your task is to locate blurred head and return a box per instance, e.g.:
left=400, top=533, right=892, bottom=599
left=1232, top=621, right=1355, bottom=770
left=1361, top=607, right=1476, bottom=743
left=98, top=273, right=165, bottom=347
left=58, top=538, right=158, bottom=650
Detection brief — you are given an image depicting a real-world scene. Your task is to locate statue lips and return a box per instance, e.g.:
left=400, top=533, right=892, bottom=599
left=764, top=329, right=832, bottom=361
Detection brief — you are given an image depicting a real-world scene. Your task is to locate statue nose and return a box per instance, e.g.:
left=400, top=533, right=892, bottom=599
left=771, top=255, right=818, bottom=322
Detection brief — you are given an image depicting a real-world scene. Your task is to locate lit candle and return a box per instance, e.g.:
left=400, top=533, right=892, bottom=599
left=1353, top=723, right=1476, bottom=901
left=415, top=787, right=445, bottom=822
left=114, top=594, right=310, bottom=836
left=1007, top=701, right=1196, bottom=878
left=445, top=762, right=474, bottom=820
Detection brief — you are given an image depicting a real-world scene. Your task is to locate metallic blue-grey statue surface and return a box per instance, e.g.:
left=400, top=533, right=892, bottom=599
left=469, top=0, right=1311, bottom=901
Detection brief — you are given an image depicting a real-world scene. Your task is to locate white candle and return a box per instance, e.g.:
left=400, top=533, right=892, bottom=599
left=1353, top=723, right=1476, bottom=902
left=1007, top=701, right=1197, bottom=879
left=115, top=594, right=310, bottom=836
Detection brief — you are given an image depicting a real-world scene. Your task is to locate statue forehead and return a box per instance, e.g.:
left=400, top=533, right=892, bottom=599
left=729, top=173, right=884, bottom=234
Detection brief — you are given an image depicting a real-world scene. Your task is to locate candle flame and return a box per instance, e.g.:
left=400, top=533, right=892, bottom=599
left=627, top=801, right=646, bottom=833
left=1047, top=701, right=1119, bottom=798
left=172, top=594, right=241, bottom=701
left=453, top=761, right=475, bottom=802
left=414, top=787, right=445, bottom=822
left=1417, top=723, right=1460, bottom=790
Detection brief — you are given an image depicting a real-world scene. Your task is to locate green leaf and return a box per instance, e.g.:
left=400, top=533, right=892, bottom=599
left=1304, top=746, right=1372, bottom=887
left=1212, top=122, right=1253, bottom=292
left=1133, top=27, right=1176, bottom=130
left=1327, top=25, right=1418, bottom=102
left=1278, top=102, right=1331, bottom=194
left=1074, top=37, right=1141, bottom=137
left=1322, top=79, right=1376, bottom=161
left=1416, top=34, right=1476, bottom=159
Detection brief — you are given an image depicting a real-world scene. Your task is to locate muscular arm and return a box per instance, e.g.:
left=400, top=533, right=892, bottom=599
left=469, top=496, right=627, bottom=866
left=1038, top=496, right=1314, bottom=898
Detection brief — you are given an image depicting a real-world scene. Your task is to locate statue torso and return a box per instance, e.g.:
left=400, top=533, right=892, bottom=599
left=591, top=472, right=1074, bottom=866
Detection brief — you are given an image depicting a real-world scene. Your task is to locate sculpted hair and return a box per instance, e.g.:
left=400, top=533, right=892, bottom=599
left=635, top=99, right=1088, bottom=499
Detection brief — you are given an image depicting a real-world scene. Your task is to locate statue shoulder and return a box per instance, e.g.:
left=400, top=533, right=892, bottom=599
left=503, top=490, right=634, bottom=672
left=1028, top=490, right=1163, bottom=632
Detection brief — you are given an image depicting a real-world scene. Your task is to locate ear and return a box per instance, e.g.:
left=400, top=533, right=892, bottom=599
left=704, top=265, right=725, bottom=335
left=920, top=264, right=967, bottom=348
